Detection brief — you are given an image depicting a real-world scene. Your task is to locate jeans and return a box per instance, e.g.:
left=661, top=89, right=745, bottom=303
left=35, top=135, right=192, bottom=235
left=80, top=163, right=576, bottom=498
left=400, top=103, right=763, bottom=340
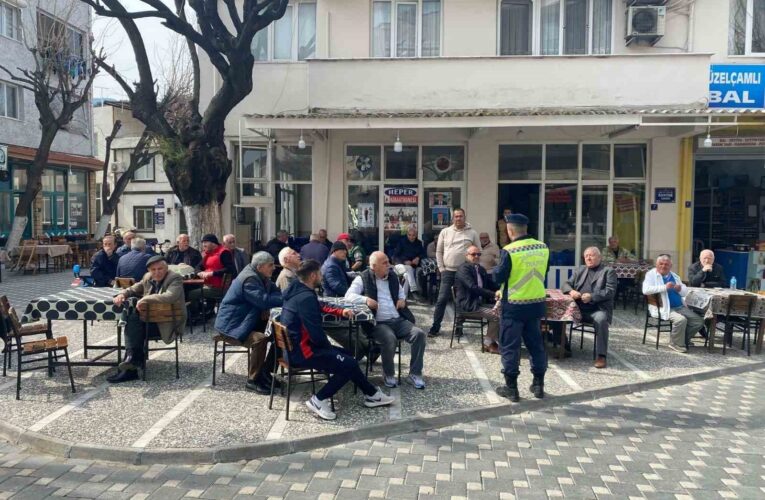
left=370, top=317, right=426, bottom=377
left=297, top=347, right=377, bottom=400
left=580, top=307, right=610, bottom=358
left=668, top=306, right=704, bottom=347
left=430, top=270, right=456, bottom=333
left=499, top=308, right=547, bottom=378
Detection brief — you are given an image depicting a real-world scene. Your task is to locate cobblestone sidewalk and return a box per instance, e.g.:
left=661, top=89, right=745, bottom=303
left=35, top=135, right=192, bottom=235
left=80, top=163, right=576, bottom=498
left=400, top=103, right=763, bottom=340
left=1, top=368, right=763, bottom=499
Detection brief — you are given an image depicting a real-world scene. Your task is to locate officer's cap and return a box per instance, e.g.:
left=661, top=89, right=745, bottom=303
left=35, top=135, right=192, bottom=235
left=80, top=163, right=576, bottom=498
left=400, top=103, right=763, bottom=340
left=504, top=213, right=530, bottom=225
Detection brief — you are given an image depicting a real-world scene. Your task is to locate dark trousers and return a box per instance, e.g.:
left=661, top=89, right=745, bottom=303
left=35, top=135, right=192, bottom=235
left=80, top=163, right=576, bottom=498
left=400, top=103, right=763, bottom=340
left=297, top=347, right=377, bottom=400
left=124, top=311, right=160, bottom=358
left=499, top=310, right=547, bottom=378
left=430, top=270, right=456, bottom=333
left=580, top=307, right=610, bottom=358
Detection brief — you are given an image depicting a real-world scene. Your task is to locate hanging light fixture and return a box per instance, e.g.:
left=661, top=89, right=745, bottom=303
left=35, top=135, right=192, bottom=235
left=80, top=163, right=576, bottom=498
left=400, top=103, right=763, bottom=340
left=298, top=130, right=306, bottom=150
left=393, top=130, right=403, bottom=153
left=703, top=130, right=713, bottom=148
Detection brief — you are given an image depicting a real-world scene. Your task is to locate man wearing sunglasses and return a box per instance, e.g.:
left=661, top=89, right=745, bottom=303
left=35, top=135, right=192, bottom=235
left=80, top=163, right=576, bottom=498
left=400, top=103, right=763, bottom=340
left=455, top=246, right=500, bottom=353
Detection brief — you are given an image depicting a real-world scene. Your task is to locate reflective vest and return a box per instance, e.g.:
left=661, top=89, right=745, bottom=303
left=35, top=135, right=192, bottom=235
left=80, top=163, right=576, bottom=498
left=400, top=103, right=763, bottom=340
left=502, top=238, right=549, bottom=304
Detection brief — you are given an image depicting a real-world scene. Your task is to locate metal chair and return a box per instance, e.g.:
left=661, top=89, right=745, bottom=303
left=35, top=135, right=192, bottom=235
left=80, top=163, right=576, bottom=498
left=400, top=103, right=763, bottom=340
left=711, top=294, right=755, bottom=356
left=211, top=330, right=254, bottom=386
left=643, top=293, right=673, bottom=349
left=138, top=303, right=182, bottom=380
left=450, top=286, right=486, bottom=350
left=570, top=319, right=598, bottom=359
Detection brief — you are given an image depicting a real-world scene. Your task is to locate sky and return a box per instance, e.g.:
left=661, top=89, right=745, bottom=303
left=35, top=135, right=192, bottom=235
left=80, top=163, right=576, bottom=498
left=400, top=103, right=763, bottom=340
left=92, top=0, right=177, bottom=101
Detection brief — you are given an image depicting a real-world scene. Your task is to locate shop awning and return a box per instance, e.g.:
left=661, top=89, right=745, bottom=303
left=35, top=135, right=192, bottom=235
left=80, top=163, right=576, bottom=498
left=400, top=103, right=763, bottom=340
left=8, top=145, right=103, bottom=170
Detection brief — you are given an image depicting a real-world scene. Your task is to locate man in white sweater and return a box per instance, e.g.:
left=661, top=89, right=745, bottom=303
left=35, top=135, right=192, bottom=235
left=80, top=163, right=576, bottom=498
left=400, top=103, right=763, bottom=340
left=428, top=208, right=481, bottom=337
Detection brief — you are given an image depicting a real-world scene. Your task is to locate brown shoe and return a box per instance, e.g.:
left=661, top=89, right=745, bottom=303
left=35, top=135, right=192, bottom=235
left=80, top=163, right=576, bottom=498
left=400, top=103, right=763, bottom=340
left=486, top=343, right=500, bottom=354
left=594, top=357, right=607, bottom=369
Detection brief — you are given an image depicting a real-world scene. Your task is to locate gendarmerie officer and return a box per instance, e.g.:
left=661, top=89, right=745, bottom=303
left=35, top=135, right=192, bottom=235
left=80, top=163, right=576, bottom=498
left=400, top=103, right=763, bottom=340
left=492, top=213, right=549, bottom=402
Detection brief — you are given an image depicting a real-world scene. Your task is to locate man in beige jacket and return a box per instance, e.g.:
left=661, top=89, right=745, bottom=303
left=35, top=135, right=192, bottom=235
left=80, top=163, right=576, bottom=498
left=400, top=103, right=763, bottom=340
left=428, top=208, right=481, bottom=336
left=478, top=232, right=500, bottom=273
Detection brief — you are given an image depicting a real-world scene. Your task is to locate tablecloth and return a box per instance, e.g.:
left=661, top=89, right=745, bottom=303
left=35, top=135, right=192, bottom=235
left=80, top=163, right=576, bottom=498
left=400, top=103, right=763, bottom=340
left=606, top=262, right=652, bottom=279
left=544, top=289, right=582, bottom=323
left=169, top=264, right=198, bottom=280
left=685, top=287, right=765, bottom=319
left=21, top=287, right=124, bottom=323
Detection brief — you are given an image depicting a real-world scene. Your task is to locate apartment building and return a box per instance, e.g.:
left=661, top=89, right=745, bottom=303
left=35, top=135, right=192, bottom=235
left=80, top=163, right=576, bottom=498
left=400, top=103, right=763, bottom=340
left=199, top=0, right=765, bottom=284
left=0, top=0, right=99, bottom=242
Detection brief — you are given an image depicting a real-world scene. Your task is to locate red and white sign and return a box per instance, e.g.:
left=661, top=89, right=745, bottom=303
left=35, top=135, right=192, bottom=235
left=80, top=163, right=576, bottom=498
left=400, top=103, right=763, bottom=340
left=384, top=187, right=418, bottom=205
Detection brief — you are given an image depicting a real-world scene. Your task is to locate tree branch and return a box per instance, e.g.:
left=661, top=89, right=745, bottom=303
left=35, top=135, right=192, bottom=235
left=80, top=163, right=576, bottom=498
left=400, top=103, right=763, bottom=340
left=101, top=119, right=122, bottom=201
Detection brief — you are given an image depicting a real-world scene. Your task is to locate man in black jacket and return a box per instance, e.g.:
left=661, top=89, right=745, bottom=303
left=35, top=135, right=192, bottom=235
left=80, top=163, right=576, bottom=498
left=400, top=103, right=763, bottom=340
left=165, top=234, right=202, bottom=268
left=688, top=249, right=727, bottom=288
left=455, top=245, right=500, bottom=353
left=265, top=231, right=289, bottom=260
left=280, top=260, right=394, bottom=421
left=90, top=235, right=120, bottom=287
left=393, top=227, right=426, bottom=296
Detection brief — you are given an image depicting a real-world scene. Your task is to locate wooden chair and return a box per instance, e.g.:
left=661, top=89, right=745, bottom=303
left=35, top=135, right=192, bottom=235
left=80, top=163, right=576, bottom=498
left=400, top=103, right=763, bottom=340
left=450, top=286, right=486, bottom=350
left=268, top=320, right=333, bottom=421
left=115, top=277, right=136, bottom=289
left=138, top=302, right=182, bottom=380
left=0, top=300, right=74, bottom=400
left=712, top=294, right=755, bottom=356
left=211, top=331, right=254, bottom=386
left=0, top=296, right=50, bottom=377
left=11, top=241, right=37, bottom=273
left=643, top=294, right=673, bottom=349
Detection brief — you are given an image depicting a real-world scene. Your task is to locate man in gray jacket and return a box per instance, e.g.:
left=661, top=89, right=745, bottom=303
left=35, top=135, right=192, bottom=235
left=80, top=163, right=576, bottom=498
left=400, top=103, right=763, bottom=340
left=561, top=247, right=617, bottom=368
left=428, top=208, right=481, bottom=337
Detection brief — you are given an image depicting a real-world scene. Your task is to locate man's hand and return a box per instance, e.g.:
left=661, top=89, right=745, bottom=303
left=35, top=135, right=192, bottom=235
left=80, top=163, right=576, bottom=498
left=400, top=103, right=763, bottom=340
left=495, top=290, right=502, bottom=299
left=674, top=284, right=683, bottom=292
left=136, top=298, right=147, bottom=311
left=113, top=293, right=127, bottom=307
left=581, top=293, right=592, bottom=304
left=342, top=309, right=354, bottom=319
left=665, top=282, right=676, bottom=290
left=702, top=264, right=713, bottom=272
left=198, top=271, right=212, bottom=279
left=396, top=299, right=406, bottom=310
left=569, top=290, right=582, bottom=300
left=412, top=257, right=420, bottom=266
left=366, top=298, right=378, bottom=310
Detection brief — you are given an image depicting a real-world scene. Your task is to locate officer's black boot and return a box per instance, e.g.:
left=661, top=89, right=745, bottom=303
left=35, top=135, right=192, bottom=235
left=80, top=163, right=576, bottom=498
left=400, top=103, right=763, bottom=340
left=495, top=374, right=520, bottom=402
left=529, top=374, right=544, bottom=399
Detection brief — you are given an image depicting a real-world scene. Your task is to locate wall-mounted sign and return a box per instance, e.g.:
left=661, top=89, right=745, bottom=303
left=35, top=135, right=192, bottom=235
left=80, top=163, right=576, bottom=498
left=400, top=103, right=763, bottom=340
left=697, top=136, right=765, bottom=148
left=0, top=145, right=7, bottom=181
left=156, top=198, right=164, bottom=207
left=709, top=65, right=765, bottom=108
left=384, top=187, right=418, bottom=204
left=655, top=187, right=676, bottom=203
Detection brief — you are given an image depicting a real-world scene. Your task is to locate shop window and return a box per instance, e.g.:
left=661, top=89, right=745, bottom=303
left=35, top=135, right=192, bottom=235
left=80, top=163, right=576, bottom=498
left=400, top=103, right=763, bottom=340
left=730, top=0, right=765, bottom=55
left=545, top=144, right=578, bottom=180
left=0, top=81, right=19, bottom=119
left=539, top=0, right=612, bottom=56
left=346, top=146, right=382, bottom=181
left=499, top=144, right=542, bottom=180
left=251, top=1, right=316, bottom=61
left=423, top=187, right=461, bottom=248
left=614, top=144, right=646, bottom=178
left=500, top=0, right=532, bottom=55
left=582, top=144, right=610, bottom=180
left=276, top=183, right=312, bottom=238
left=422, top=145, right=464, bottom=181
left=68, top=170, right=87, bottom=230
left=0, top=192, right=11, bottom=233
left=385, top=146, right=417, bottom=180
left=580, top=185, right=608, bottom=256
left=133, top=157, right=155, bottom=182
left=612, top=184, right=644, bottom=259
left=0, top=2, right=22, bottom=41
left=372, top=0, right=441, bottom=58
left=544, top=184, right=577, bottom=266
left=134, top=206, right=154, bottom=232
left=274, top=145, right=312, bottom=182
left=12, top=167, right=26, bottom=190
left=348, top=185, right=381, bottom=253
left=95, top=182, right=102, bottom=217
left=240, top=147, right=269, bottom=199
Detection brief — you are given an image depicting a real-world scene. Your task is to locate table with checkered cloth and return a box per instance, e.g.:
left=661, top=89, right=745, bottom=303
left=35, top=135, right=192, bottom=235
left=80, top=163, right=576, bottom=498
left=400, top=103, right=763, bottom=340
left=269, top=297, right=374, bottom=325
left=685, top=287, right=765, bottom=354
left=420, top=258, right=438, bottom=276
left=168, top=264, right=197, bottom=280
left=544, top=289, right=582, bottom=323
left=21, top=287, right=124, bottom=323
left=606, top=262, right=652, bottom=279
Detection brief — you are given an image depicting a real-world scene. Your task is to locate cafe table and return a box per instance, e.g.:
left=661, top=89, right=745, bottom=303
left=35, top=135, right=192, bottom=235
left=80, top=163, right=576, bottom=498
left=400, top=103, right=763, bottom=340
left=685, top=287, right=765, bottom=353
left=542, top=289, right=582, bottom=359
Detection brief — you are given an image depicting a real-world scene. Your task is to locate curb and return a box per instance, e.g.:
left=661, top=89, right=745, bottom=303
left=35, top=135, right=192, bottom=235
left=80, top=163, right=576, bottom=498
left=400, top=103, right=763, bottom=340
left=2, top=361, right=764, bottom=465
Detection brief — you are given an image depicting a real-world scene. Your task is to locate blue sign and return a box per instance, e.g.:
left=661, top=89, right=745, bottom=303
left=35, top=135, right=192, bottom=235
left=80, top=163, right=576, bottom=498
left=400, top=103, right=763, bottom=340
left=655, top=187, right=676, bottom=203
left=709, top=65, right=765, bottom=108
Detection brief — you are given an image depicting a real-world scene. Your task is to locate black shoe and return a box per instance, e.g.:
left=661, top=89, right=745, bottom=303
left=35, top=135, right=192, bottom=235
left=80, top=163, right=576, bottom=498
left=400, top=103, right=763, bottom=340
left=246, top=379, right=271, bottom=395
left=495, top=375, right=519, bottom=402
left=529, top=375, right=544, bottom=399
left=107, top=370, right=139, bottom=384
left=427, top=330, right=441, bottom=337
left=118, top=352, right=145, bottom=372
left=698, top=327, right=708, bottom=339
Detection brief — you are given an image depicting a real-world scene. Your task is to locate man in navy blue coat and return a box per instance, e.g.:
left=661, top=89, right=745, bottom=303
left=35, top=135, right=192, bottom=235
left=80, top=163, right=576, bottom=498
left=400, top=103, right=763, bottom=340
left=214, top=251, right=283, bottom=394
left=90, top=235, right=120, bottom=287
left=116, top=237, right=152, bottom=282
left=321, top=241, right=351, bottom=297
left=300, top=233, right=330, bottom=265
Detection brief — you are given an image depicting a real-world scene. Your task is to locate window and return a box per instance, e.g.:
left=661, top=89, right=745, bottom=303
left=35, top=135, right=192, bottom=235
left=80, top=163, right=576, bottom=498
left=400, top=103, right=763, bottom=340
left=134, top=206, right=154, bottom=232
left=385, top=146, right=417, bottom=179
left=37, top=12, right=85, bottom=59
left=251, top=1, right=316, bottom=61
left=133, top=156, right=155, bottom=182
left=730, top=0, right=765, bottom=55
left=0, top=1, right=21, bottom=41
left=614, top=144, right=646, bottom=178
left=372, top=0, right=441, bottom=57
left=273, top=145, right=312, bottom=181
left=95, top=182, right=102, bottom=217
left=422, top=146, right=464, bottom=181
left=499, top=145, right=542, bottom=180
left=500, top=0, right=532, bottom=55
left=0, top=81, right=19, bottom=119
left=509, top=0, right=612, bottom=56
left=240, top=147, right=268, bottom=199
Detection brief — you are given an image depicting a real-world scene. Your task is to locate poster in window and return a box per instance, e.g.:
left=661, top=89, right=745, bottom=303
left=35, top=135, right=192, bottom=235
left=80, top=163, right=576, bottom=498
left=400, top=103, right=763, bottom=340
left=383, top=206, right=417, bottom=232
left=428, top=192, right=451, bottom=207
left=431, top=207, right=451, bottom=229
left=383, top=187, right=418, bottom=204
left=357, top=202, right=376, bottom=228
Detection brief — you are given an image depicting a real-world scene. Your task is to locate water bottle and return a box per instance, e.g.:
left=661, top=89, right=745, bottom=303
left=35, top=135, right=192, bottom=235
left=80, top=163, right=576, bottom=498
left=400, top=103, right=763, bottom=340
left=730, top=276, right=737, bottom=289
left=73, top=264, right=80, bottom=278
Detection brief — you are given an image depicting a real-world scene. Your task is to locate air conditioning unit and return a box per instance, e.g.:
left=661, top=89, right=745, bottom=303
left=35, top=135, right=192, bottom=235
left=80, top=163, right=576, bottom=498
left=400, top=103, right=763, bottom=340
left=110, top=161, right=122, bottom=172
left=625, top=6, right=666, bottom=46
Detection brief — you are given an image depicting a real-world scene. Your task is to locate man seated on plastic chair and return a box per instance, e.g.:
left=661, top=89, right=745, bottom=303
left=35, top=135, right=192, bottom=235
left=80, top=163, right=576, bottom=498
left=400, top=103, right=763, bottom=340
left=109, top=256, right=186, bottom=383
left=280, top=259, right=394, bottom=421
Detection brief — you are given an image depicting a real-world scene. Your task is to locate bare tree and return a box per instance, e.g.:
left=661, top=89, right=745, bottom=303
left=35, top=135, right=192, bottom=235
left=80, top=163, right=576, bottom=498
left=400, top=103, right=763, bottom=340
left=0, top=4, right=100, bottom=252
left=81, top=0, right=289, bottom=244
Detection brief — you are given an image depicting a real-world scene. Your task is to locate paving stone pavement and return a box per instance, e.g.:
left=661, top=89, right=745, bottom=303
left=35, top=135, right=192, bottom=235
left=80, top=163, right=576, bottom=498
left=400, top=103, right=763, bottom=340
left=1, top=368, right=764, bottom=499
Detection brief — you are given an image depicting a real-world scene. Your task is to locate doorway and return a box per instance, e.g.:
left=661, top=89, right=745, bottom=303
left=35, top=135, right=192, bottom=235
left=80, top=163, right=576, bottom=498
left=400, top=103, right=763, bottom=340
left=497, top=184, right=540, bottom=243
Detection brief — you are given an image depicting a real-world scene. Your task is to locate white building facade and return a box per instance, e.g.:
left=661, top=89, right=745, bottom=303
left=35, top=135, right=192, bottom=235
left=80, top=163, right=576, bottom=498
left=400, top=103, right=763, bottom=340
left=199, top=0, right=765, bottom=284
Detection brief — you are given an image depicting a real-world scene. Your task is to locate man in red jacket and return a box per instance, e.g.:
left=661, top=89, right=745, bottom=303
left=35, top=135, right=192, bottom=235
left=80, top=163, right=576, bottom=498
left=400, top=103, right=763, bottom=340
left=188, top=234, right=237, bottom=317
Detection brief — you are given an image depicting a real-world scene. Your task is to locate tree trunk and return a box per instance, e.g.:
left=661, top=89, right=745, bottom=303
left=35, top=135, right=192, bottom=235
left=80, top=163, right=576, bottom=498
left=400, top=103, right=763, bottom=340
left=6, top=216, right=28, bottom=253
left=94, top=212, right=113, bottom=240
left=183, top=203, right=221, bottom=248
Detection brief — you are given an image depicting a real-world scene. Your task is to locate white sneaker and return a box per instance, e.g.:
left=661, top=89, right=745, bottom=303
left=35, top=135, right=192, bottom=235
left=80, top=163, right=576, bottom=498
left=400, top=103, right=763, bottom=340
left=364, top=387, right=395, bottom=408
left=668, top=343, right=688, bottom=354
left=406, top=374, right=426, bottom=390
left=305, top=395, right=336, bottom=420
left=384, top=375, right=398, bottom=388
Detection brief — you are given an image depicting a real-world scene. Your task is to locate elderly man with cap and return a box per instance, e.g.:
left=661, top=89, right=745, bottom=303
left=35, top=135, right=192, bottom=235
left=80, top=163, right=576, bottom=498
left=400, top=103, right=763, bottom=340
left=188, top=234, right=237, bottom=318
left=109, top=256, right=186, bottom=383
left=493, top=213, right=549, bottom=402
left=214, top=251, right=283, bottom=394
left=321, top=241, right=352, bottom=297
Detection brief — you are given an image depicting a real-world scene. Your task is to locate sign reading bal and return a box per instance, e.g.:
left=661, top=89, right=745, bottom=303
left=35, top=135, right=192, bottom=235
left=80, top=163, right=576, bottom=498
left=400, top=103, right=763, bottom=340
left=709, top=65, right=765, bottom=108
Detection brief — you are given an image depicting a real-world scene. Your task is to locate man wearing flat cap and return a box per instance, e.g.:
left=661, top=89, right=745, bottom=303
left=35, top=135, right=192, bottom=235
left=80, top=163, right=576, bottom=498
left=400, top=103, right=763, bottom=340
left=322, top=241, right=352, bottom=297
left=109, top=256, right=186, bottom=383
left=493, top=213, right=549, bottom=402
left=188, top=234, right=237, bottom=318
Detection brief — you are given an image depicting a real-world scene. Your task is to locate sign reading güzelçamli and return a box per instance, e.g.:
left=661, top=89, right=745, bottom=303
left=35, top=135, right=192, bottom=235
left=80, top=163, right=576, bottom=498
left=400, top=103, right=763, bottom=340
left=709, top=65, right=765, bottom=108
